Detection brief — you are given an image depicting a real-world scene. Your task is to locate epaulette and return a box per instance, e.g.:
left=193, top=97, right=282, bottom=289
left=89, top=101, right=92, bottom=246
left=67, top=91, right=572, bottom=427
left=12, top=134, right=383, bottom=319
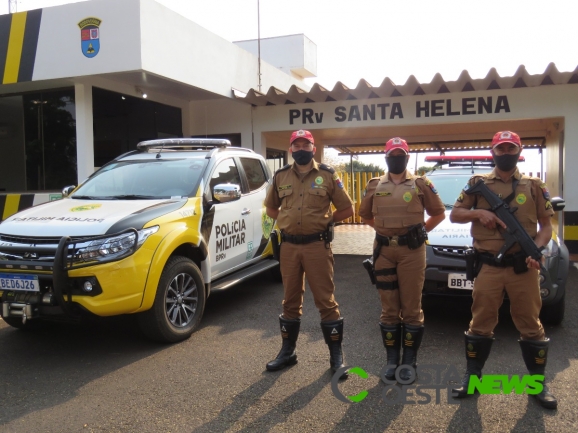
left=275, top=164, right=291, bottom=174
left=319, top=163, right=335, bottom=174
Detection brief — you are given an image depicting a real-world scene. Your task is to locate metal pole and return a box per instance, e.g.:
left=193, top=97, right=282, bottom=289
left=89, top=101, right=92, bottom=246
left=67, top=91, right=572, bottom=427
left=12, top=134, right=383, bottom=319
left=40, top=102, right=45, bottom=190
left=540, top=147, right=544, bottom=181
left=257, top=0, right=262, bottom=93
left=350, top=154, right=354, bottom=223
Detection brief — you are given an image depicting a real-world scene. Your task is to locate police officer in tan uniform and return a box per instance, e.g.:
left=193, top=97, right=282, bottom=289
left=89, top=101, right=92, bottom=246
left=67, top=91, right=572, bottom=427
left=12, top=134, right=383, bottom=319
left=264, top=130, right=354, bottom=376
left=359, top=137, right=445, bottom=382
left=450, top=131, right=557, bottom=409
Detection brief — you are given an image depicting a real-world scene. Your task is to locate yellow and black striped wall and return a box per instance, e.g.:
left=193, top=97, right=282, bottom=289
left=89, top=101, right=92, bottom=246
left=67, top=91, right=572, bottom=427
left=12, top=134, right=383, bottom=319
left=0, top=10, right=42, bottom=84
left=0, top=193, right=61, bottom=221
left=564, top=212, right=578, bottom=255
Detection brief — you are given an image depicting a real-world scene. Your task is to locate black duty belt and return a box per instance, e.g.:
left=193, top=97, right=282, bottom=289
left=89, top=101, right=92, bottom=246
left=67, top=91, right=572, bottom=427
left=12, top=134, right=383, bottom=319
left=282, top=232, right=326, bottom=244
left=478, top=252, right=518, bottom=268
left=375, top=233, right=409, bottom=247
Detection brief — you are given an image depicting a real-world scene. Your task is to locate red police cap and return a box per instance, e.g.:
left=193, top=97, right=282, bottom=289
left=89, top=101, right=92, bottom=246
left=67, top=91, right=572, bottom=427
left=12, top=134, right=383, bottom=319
left=290, top=130, right=314, bottom=145
left=385, top=137, right=409, bottom=155
left=491, top=131, right=522, bottom=148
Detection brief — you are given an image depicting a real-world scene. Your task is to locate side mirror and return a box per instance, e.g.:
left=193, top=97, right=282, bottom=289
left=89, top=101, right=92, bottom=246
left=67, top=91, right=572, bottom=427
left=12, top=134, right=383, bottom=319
left=550, top=197, right=565, bottom=212
left=62, top=185, right=76, bottom=197
left=213, top=183, right=241, bottom=203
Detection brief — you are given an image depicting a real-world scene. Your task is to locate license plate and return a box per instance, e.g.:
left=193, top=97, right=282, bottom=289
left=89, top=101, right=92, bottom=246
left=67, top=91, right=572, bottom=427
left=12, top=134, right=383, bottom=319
left=448, top=273, right=473, bottom=290
left=0, top=273, right=40, bottom=292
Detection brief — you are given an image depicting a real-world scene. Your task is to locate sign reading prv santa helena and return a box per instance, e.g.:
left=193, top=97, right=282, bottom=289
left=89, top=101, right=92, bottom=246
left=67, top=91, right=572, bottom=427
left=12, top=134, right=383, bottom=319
left=331, top=364, right=545, bottom=405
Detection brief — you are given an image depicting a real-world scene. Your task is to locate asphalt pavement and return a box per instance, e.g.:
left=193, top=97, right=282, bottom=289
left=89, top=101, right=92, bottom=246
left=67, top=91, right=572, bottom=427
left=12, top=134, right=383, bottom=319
left=0, top=256, right=577, bottom=433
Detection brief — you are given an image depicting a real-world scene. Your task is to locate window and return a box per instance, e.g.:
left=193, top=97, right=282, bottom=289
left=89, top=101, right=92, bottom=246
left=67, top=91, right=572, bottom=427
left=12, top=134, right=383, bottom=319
left=266, top=148, right=286, bottom=174
left=241, top=158, right=267, bottom=192
left=210, top=159, right=241, bottom=193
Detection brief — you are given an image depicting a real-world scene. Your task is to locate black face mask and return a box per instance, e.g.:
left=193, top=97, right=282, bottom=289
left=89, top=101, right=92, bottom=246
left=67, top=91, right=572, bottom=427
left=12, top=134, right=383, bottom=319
left=385, top=155, right=408, bottom=174
left=292, top=150, right=314, bottom=165
left=493, top=152, right=520, bottom=172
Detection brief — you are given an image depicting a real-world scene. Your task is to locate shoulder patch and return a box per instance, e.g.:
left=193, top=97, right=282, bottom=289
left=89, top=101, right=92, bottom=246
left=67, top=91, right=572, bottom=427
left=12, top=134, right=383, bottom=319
left=423, top=178, right=438, bottom=194
left=319, top=163, right=335, bottom=174
left=538, top=182, right=551, bottom=200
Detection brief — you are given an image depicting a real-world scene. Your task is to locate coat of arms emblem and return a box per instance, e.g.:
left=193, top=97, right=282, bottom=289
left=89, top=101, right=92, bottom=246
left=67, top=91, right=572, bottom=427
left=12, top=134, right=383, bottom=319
left=78, top=17, right=102, bottom=58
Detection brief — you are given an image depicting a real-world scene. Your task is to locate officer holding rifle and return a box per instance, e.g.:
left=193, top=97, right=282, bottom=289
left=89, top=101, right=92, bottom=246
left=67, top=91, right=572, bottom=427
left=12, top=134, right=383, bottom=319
left=450, top=131, right=557, bottom=409
left=264, top=130, right=354, bottom=377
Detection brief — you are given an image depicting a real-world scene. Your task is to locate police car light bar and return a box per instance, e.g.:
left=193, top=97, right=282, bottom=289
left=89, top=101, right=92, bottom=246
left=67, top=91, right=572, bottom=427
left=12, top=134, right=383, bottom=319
left=424, top=155, right=525, bottom=164
left=137, top=138, right=232, bottom=151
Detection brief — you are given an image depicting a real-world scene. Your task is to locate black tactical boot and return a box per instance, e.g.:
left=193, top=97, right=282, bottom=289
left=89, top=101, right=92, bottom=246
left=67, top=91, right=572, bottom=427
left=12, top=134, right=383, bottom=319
left=380, top=323, right=402, bottom=381
left=519, top=338, right=557, bottom=409
left=398, top=324, right=424, bottom=382
left=266, top=315, right=300, bottom=371
left=452, top=332, right=494, bottom=398
left=321, top=318, right=348, bottom=379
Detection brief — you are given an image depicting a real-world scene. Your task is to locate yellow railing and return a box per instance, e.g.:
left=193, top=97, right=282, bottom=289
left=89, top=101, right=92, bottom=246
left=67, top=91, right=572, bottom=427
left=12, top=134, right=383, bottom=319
left=335, top=171, right=384, bottom=223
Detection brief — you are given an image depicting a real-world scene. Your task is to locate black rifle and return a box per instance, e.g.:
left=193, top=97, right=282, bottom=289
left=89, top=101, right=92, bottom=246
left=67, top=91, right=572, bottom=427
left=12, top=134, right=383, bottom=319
left=465, top=180, right=545, bottom=267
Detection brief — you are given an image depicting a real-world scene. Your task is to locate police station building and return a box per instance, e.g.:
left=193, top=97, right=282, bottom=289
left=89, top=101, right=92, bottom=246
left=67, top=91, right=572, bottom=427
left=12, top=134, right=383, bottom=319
left=0, top=0, right=577, bottom=253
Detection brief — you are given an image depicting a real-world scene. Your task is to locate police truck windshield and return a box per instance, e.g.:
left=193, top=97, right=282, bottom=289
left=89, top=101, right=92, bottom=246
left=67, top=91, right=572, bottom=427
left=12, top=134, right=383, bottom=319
left=72, top=158, right=207, bottom=199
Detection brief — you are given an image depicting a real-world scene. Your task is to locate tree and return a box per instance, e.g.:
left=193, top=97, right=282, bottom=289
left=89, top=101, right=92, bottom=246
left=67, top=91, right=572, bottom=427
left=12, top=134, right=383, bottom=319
left=417, top=165, right=435, bottom=175
left=339, top=160, right=384, bottom=173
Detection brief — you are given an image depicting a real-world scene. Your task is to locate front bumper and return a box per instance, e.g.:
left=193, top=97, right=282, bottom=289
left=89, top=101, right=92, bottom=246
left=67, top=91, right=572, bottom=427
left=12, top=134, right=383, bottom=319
left=0, top=230, right=153, bottom=322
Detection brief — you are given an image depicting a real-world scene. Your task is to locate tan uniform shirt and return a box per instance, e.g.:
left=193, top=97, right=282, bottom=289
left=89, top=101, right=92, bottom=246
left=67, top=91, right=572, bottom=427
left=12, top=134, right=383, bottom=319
left=264, top=160, right=353, bottom=235
left=453, top=168, right=554, bottom=254
left=359, top=171, right=445, bottom=237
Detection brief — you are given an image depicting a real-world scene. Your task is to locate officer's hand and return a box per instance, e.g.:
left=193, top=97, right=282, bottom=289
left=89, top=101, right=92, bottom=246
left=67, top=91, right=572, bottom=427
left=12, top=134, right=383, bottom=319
left=477, top=210, right=507, bottom=230
left=526, top=256, right=543, bottom=270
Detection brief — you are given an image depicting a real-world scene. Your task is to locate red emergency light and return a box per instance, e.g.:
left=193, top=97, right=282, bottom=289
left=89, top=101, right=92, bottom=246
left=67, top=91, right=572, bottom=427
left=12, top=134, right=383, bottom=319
left=424, top=155, right=525, bottom=163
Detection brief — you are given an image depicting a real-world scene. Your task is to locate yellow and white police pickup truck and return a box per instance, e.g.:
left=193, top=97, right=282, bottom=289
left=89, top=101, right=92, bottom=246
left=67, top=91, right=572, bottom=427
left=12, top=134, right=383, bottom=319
left=0, top=139, right=278, bottom=342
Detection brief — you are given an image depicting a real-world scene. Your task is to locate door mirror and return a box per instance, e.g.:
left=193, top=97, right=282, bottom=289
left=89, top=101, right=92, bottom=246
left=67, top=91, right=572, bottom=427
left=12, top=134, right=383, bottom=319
left=550, top=197, right=565, bottom=212
left=62, top=185, right=76, bottom=197
left=213, top=183, right=241, bottom=203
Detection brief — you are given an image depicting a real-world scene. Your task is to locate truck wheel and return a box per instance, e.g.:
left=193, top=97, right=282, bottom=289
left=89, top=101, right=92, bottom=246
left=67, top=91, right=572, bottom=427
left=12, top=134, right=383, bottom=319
left=138, top=256, right=206, bottom=343
left=540, top=293, right=565, bottom=326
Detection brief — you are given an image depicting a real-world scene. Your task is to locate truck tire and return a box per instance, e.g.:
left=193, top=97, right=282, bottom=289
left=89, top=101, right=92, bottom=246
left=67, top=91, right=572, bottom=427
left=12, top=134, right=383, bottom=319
left=539, top=293, right=565, bottom=326
left=138, top=256, right=206, bottom=343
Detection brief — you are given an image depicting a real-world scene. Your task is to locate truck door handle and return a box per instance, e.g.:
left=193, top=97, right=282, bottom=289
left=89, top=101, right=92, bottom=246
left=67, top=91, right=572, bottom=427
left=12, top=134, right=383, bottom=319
left=241, top=208, right=251, bottom=215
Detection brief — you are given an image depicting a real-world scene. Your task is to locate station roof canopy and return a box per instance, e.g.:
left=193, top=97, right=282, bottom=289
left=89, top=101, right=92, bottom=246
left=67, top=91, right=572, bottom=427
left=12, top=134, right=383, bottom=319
left=235, top=63, right=578, bottom=106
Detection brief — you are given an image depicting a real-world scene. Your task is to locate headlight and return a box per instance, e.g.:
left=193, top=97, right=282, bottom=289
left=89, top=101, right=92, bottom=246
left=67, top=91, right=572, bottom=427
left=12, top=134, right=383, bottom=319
left=542, top=238, right=559, bottom=286
left=76, top=226, right=159, bottom=262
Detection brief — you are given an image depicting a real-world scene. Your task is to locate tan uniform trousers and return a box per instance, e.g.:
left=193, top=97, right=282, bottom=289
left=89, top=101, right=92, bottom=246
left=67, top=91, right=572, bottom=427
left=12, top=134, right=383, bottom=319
left=375, top=242, right=425, bottom=326
left=280, top=240, right=341, bottom=322
left=469, top=264, right=545, bottom=340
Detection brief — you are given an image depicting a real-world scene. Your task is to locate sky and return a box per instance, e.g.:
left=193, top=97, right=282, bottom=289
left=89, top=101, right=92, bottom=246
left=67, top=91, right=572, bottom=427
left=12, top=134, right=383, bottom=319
left=2, top=0, right=574, bottom=174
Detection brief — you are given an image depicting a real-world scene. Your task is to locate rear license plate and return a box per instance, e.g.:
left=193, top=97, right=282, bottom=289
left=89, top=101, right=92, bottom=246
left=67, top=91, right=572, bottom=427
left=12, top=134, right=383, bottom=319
left=0, top=273, right=40, bottom=292
left=448, top=273, right=473, bottom=290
